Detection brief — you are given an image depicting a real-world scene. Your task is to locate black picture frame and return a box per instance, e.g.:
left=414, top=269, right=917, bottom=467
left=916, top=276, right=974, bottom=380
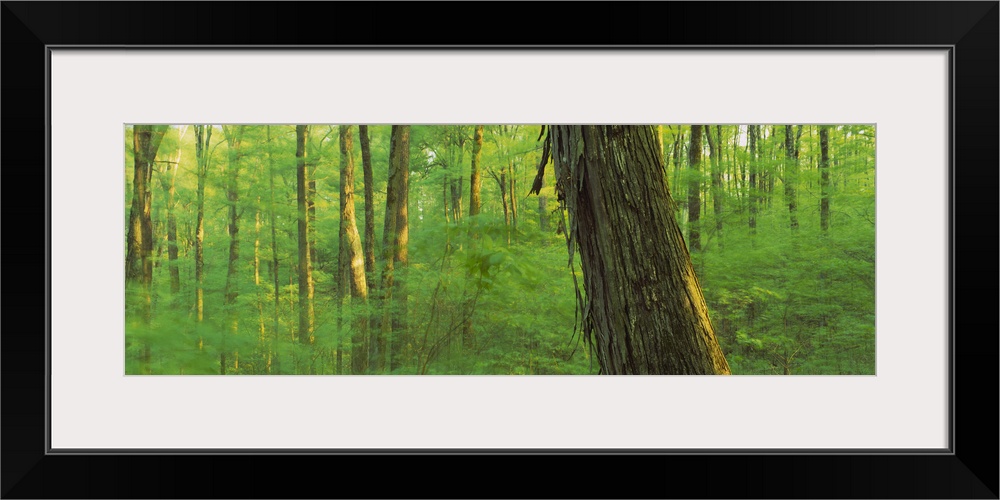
left=2, top=2, right=996, bottom=498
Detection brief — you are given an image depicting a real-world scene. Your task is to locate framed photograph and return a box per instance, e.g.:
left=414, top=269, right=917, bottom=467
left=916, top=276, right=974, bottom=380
left=3, top=2, right=995, bottom=498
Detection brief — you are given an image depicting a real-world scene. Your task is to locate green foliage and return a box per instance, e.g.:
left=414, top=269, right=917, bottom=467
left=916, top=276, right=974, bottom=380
left=126, top=124, right=873, bottom=375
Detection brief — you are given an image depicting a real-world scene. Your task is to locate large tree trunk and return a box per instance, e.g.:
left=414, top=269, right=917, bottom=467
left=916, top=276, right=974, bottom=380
left=126, top=125, right=168, bottom=323
left=687, top=125, right=703, bottom=252
left=468, top=125, right=484, bottom=217
left=381, top=125, right=410, bottom=372
left=359, top=125, right=376, bottom=284
left=296, top=125, right=315, bottom=346
left=784, top=125, right=800, bottom=231
left=819, top=126, right=831, bottom=232
left=337, top=126, right=370, bottom=374
left=194, top=125, right=212, bottom=325
left=548, top=125, right=730, bottom=375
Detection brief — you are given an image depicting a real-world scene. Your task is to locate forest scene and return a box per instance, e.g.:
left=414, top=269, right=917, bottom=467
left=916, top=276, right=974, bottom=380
left=125, top=124, right=875, bottom=375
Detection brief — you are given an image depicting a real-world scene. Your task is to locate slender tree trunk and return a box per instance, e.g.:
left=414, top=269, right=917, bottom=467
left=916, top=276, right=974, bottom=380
left=379, top=133, right=399, bottom=372
left=255, top=193, right=267, bottom=355
left=296, top=125, right=315, bottom=346
left=447, top=128, right=465, bottom=223
left=469, top=125, right=484, bottom=217
left=705, top=125, right=723, bottom=250
left=765, top=126, right=776, bottom=209
left=194, top=125, right=212, bottom=325
left=509, top=159, right=517, bottom=232
left=308, top=158, right=318, bottom=270
left=381, top=125, right=410, bottom=372
left=220, top=125, right=245, bottom=374
left=687, top=125, right=703, bottom=252
left=267, top=125, right=281, bottom=373
left=336, top=126, right=370, bottom=374
left=266, top=126, right=280, bottom=339
left=548, top=125, right=730, bottom=374
left=734, top=129, right=744, bottom=210
left=252, top=131, right=267, bottom=353
left=224, top=127, right=244, bottom=309
left=450, top=178, right=461, bottom=222
left=158, top=138, right=183, bottom=295
left=392, top=126, right=410, bottom=370
left=497, top=171, right=510, bottom=226
left=451, top=135, right=465, bottom=222
left=784, top=125, right=799, bottom=231
left=748, top=125, right=760, bottom=236
left=819, top=126, right=831, bottom=232
left=359, top=125, right=378, bottom=372
left=443, top=172, right=451, bottom=223
left=253, top=202, right=261, bottom=289
left=463, top=125, right=485, bottom=352
left=359, top=125, right=376, bottom=284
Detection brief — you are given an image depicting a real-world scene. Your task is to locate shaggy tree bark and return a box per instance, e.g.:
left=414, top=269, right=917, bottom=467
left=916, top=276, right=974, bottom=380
left=547, top=125, right=730, bottom=375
